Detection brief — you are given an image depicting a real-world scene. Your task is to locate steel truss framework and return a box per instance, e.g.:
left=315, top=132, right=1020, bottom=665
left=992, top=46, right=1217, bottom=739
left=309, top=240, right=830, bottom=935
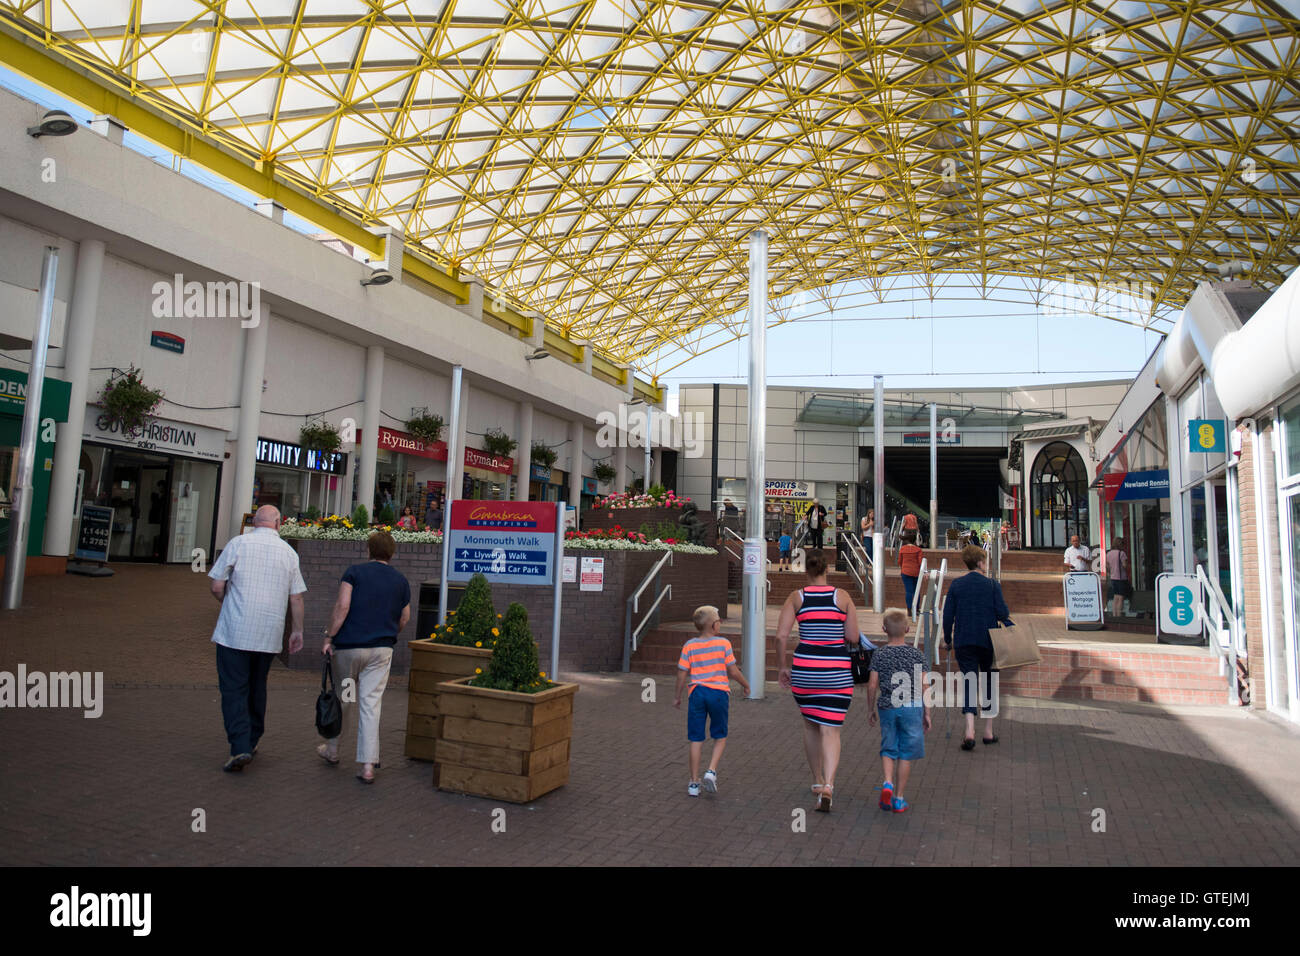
left=1, top=0, right=1297, bottom=371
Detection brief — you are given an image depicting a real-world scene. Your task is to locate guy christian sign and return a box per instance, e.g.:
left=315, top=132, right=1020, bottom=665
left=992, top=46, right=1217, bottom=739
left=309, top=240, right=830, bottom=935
left=447, top=501, right=558, bottom=586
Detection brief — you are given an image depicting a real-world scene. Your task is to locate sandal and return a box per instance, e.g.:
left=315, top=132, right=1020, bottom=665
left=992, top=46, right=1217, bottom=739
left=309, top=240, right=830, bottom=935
left=356, top=768, right=375, bottom=784
left=961, top=738, right=976, bottom=751
left=316, top=743, right=339, bottom=766
left=815, top=785, right=833, bottom=813
left=811, top=783, right=826, bottom=795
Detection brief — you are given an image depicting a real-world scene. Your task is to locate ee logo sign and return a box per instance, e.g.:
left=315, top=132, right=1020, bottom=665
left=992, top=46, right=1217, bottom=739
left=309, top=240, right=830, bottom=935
left=1189, top=419, right=1226, bottom=454
left=1168, top=585, right=1195, bottom=627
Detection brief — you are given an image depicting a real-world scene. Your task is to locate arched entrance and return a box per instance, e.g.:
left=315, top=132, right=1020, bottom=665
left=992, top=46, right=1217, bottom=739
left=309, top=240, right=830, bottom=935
left=1031, top=441, right=1088, bottom=549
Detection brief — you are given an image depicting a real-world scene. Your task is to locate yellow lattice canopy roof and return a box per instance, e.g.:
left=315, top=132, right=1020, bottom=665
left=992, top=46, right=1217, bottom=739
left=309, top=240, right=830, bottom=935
left=2, top=0, right=1298, bottom=366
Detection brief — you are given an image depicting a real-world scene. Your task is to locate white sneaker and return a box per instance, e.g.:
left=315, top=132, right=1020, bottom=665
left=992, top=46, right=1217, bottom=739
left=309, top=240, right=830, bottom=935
left=687, top=781, right=701, bottom=797
left=703, top=769, right=718, bottom=793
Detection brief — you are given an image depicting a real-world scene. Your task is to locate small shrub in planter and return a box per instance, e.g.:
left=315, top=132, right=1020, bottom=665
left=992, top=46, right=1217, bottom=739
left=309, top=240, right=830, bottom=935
left=300, top=419, right=342, bottom=452
left=350, top=504, right=370, bottom=528
left=375, top=504, right=395, bottom=525
left=429, top=573, right=500, bottom=648
left=469, top=603, right=552, bottom=693
left=406, top=414, right=444, bottom=444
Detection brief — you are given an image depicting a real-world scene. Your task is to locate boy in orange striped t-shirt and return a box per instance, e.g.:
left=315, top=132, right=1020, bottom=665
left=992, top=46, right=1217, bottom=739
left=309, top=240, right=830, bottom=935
left=674, top=605, right=750, bottom=797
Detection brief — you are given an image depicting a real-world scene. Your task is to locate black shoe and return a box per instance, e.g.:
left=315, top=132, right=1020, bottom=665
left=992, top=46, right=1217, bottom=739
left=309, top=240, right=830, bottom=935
left=961, top=738, right=976, bottom=751
left=982, top=736, right=999, bottom=745
left=223, top=753, right=253, bottom=772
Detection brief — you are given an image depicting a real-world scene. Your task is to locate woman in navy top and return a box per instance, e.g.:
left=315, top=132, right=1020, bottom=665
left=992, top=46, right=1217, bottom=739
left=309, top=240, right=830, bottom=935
left=319, top=530, right=411, bottom=782
left=942, top=544, right=1013, bottom=750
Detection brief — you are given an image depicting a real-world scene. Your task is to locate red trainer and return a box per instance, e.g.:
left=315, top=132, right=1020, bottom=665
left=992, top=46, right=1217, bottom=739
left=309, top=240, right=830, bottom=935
left=879, top=782, right=894, bottom=811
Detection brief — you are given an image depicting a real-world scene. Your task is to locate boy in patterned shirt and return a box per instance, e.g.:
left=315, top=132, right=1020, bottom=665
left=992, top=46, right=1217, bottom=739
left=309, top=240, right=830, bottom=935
left=867, top=608, right=931, bottom=813
left=674, top=605, right=750, bottom=797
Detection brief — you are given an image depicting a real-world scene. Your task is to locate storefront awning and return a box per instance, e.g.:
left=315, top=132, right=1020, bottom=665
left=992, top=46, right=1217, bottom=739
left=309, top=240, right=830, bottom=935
left=1012, top=419, right=1091, bottom=443
left=798, top=393, right=1065, bottom=430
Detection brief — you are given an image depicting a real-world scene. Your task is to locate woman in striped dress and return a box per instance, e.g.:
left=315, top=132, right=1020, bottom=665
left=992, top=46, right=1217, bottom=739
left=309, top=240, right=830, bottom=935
left=776, top=549, right=862, bottom=812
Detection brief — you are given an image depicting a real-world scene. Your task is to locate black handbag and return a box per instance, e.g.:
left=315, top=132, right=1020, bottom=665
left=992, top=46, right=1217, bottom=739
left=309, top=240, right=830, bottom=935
left=849, top=638, right=874, bottom=684
left=315, top=655, right=342, bottom=739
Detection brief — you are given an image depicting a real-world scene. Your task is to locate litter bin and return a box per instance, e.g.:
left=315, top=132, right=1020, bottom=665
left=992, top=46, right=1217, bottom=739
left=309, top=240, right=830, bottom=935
left=415, top=580, right=466, bottom=641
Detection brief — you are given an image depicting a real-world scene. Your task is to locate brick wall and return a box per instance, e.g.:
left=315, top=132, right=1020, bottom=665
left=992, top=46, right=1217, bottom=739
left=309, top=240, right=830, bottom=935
left=1238, top=422, right=1289, bottom=712
left=282, top=539, right=726, bottom=675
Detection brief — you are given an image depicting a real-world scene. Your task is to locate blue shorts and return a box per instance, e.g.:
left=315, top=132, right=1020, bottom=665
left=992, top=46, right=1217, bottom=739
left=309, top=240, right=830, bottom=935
left=687, top=686, right=730, bottom=741
left=879, top=705, right=925, bottom=761
left=779, top=549, right=791, bottom=560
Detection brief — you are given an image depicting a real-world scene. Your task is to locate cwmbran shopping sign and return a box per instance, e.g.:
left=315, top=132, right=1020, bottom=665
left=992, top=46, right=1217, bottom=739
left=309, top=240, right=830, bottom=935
left=446, top=501, right=558, bottom=585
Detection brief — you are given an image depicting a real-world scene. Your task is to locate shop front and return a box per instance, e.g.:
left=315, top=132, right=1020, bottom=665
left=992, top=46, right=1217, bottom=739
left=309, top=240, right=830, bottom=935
left=82, top=406, right=225, bottom=562
left=463, top=447, right=514, bottom=500
left=718, top=477, right=854, bottom=543
left=0, top=368, right=71, bottom=561
left=1094, top=398, right=1173, bottom=620
left=253, top=437, right=348, bottom=523
left=369, top=426, right=447, bottom=520
left=529, top=462, right=565, bottom=502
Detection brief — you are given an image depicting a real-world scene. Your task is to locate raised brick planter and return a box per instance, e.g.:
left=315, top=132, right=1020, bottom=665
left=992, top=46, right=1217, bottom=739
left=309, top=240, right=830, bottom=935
left=284, top=538, right=727, bottom=675
left=582, top=505, right=718, bottom=546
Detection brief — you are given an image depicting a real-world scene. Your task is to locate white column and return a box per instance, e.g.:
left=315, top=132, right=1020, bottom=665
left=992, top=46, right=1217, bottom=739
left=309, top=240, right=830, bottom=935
left=44, top=238, right=104, bottom=555
left=569, top=419, right=584, bottom=509
left=357, top=345, right=384, bottom=520
left=653, top=446, right=663, bottom=486
left=742, top=229, right=768, bottom=699
left=452, top=377, right=469, bottom=499
left=614, top=442, right=628, bottom=495
left=230, top=301, right=270, bottom=539
left=516, top=401, right=534, bottom=502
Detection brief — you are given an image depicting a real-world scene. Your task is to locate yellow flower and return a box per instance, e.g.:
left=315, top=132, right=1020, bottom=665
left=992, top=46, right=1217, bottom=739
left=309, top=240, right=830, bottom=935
left=497, top=613, right=502, bottom=619
left=540, top=671, right=546, bottom=677
left=475, top=641, right=482, bottom=647
left=449, top=610, right=456, bottom=616
left=475, top=668, right=482, bottom=674
left=491, top=628, right=499, bottom=636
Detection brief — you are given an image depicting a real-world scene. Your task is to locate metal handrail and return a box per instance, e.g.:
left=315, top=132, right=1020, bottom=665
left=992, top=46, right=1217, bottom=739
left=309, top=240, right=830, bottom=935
left=1195, top=565, right=1242, bottom=705
left=721, top=525, right=744, bottom=562
left=623, top=550, right=675, bottom=671
left=837, top=530, right=874, bottom=606
left=911, top=559, right=928, bottom=620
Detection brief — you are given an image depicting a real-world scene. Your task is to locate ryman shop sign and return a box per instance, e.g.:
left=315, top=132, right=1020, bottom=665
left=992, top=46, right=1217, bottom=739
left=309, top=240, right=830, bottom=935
left=83, top=406, right=224, bottom=461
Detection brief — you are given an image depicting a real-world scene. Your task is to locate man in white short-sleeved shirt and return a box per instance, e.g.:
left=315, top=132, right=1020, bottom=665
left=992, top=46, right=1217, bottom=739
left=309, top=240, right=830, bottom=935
left=208, top=505, right=306, bottom=772
left=1063, top=534, right=1091, bottom=573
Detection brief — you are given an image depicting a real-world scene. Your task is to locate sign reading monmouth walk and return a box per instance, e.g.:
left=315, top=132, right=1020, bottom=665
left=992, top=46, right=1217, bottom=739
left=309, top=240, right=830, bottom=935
left=446, top=500, right=558, bottom=586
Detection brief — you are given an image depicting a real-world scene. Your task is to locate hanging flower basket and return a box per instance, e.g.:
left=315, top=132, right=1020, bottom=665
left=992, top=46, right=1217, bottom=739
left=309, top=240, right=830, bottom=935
left=592, top=462, right=617, bottom=485
left=406, top=413, right=444, bottom=444
left=97, top=366, right=163, bottom=439
left=531, top=442, right=557, bottom=468
left=482, top=427, right=517, bottom=458
left=299, top=419, right=342, bottom=452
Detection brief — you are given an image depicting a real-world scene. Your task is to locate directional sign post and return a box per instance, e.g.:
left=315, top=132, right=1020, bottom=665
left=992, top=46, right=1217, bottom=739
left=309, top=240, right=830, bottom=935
left=445, top=499, right=564, bottom=677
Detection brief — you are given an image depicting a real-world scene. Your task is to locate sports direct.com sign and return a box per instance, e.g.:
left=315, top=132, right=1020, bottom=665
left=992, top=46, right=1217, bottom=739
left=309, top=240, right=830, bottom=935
left=765, top=479, right=814, bottom=499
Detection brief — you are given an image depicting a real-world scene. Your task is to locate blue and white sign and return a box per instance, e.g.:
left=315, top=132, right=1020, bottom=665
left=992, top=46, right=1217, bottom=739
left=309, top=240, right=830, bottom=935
left=1157, top=573, right=1202, bottom=638
left=1189, top=419, right=1226, bottom=454
left=446, top=501, right=559, bottom=586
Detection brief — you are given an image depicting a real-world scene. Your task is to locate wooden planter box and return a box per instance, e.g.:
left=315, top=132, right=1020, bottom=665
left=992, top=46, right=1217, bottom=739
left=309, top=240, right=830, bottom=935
left=433, top=677, right=579, bottom=803
left=405, top=641, right=493, bottom=761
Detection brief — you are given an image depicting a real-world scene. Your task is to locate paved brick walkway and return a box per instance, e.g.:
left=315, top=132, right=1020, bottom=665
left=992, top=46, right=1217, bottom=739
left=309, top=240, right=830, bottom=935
left=2, top=567, right=1299, bottom=865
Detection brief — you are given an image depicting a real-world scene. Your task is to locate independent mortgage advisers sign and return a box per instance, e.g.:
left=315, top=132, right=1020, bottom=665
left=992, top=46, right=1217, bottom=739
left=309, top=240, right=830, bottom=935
left=446, top=500, right=558, bottom=585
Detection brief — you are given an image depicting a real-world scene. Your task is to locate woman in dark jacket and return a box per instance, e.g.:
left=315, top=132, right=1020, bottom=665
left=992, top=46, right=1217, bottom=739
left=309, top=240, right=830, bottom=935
left=942, top=544, right=1014, bottom=750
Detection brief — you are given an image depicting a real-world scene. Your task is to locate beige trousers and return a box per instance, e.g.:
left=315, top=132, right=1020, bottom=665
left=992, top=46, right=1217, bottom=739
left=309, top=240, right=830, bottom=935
left=327, top=646, right=393, bottom=765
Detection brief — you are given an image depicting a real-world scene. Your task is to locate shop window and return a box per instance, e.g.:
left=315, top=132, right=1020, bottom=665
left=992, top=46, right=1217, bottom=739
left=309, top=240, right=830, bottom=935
left=1031, top=441, right=1088, bottom=549
left=1282, top=395, right=1300, bottom=482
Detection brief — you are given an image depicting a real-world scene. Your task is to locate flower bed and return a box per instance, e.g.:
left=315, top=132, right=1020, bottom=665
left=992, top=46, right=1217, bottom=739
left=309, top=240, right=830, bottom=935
left=563, top=527, right=716, bottom=555
left=592, top=490, right=690, bottom=509
left=279, top=516, right=442, bottom=543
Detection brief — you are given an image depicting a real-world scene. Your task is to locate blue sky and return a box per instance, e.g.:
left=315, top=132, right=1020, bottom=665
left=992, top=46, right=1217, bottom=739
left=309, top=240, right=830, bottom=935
left=5, top=67, right=1166, bottom=402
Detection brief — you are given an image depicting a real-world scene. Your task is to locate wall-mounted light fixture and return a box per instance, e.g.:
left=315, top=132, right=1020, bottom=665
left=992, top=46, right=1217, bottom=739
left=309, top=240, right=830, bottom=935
left=26, top=110, right=78, bottom=138
left=525, top=346, right=550, bottom=362
left=360, top=268, right=394, bottom=287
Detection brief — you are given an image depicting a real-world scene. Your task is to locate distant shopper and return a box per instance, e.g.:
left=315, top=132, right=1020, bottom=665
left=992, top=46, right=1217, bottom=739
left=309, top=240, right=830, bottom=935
left=208, top=505, right=306, bottom=772
left=425, top=497, right=444, bottom=531
left=867, top=608, right=930, bottom=813
left=778, top=531, right=792, bottom=571
left=1106, top=538, right=1131, bottom=615
left=1063, top=534, right=1091, bottom=572
left=806, top=498, right=827, bottom=550
left=397, top=505, right=417, bottom=530
left=723, top=499, right=739, bottom=515
left=319, top=530, right=411, bottom=783
left=860, top=508, right=875, bottom=560
left=776, top=549, right=863, bottom=812
left=943, top=544, right=1014, bottom=750
left=902, top=512, right=919, bottom=533
left=675, top=605, right=750, bottom=797
left=898, top=530, right=924, bottom=610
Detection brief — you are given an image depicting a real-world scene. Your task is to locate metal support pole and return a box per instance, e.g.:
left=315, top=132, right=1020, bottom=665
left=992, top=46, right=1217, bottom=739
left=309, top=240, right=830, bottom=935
left=930, top=402, right=938, bottom=550
left=742, top=230, right=768, bottom=698
left=3, top=247, right=58, bottom=610
left=644, top=409, right=652, bottom=492
left=438, top=365, right=465, bottom=625
left=872, top=375, right=885, bottom=612
left=551, top=502, right=564, bottom=681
